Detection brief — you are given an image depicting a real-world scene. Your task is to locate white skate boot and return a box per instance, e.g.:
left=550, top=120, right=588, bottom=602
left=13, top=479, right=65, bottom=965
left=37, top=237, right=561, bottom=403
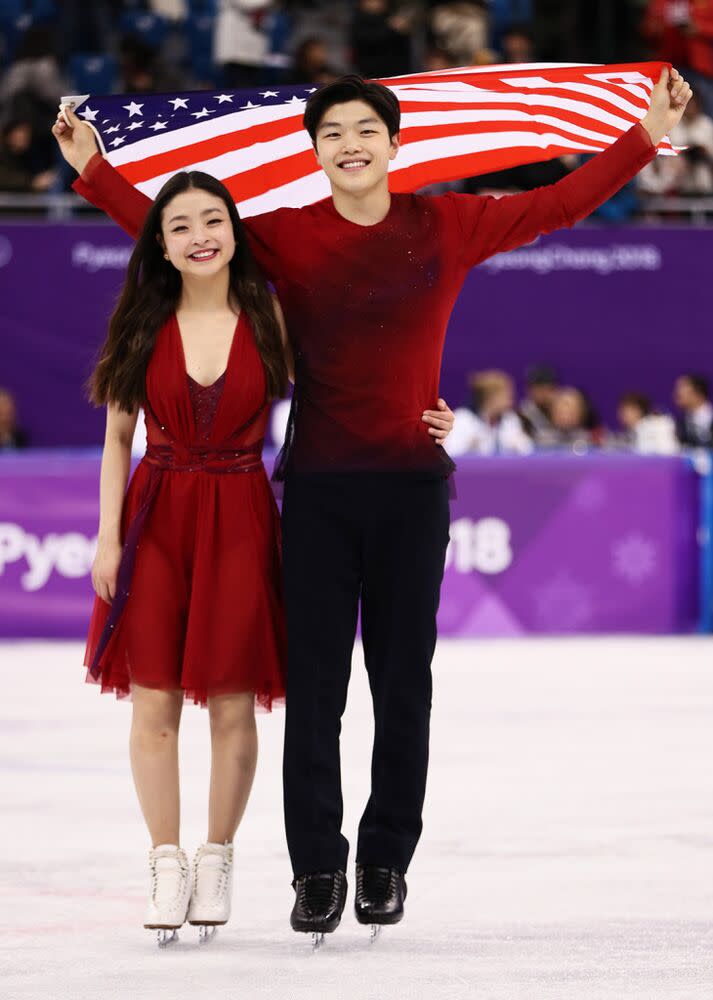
left=187, top=842, right=234, bottom=943
left=143, top=844, right=192, bottom=947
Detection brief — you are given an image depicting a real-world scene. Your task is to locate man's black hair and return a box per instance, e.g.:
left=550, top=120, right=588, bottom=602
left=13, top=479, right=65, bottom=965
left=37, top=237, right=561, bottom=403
left=525, top=364, right=558, bottom=387
left=681, top=373, right=710, bottom=399
left=619, top=392, right=652, bottom=416
left=303, top=75, right=401, bottom=144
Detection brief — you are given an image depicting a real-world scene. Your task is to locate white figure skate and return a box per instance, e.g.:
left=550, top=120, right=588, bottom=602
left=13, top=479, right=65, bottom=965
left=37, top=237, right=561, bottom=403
left=187, top=842, right=234, bottom=943
left=143, top=844, right=192, bottom=947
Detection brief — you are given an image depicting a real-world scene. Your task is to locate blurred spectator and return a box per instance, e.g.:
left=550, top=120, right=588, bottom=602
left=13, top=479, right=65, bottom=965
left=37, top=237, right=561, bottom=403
left=214, top=0, right=274, bottom=89
left=429, top=2, right=495, bottom=67
left=542, top=386, right=600, bottom=449
left=519, top=364, right=558, bottom=441
left=0, top=26, right=65, bottom=112
left=58, top=0, right=119, bottom=62
left=149, top=0, right=188, bottom=17
left=500, top=21, right=534, bottom=63
left=616, top=391, right=678, bottom=454
left=118, top=34, right=184, bottom=93
left=286, top=36, right=339, bottom=86
left=0, top=389, right=29, bottom=449
left=0, top=25, right=65, bottom=177
left=670, top=93, right=713, bottom=193
left=674, top=373, right=713, bottom=446
left=447, top=370, right=533, bottom=456
left=350, top=0, right=412, bottom=80
left=423, top=46, right=458, bottom=71
left=643, top=0, right=713, bottom=80
left=643, top=0, right=713, bottom=115
left=0, top=118, right=56, bottom=193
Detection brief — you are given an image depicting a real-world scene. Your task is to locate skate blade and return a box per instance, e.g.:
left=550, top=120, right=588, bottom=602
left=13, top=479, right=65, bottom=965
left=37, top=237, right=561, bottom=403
left=311, top=931, right=325, bottom=951
left=369, top=924, right=382, bottom=944
left=198, top=925, right=218, bottom=944
left=156, top=928, right=179, bottom=947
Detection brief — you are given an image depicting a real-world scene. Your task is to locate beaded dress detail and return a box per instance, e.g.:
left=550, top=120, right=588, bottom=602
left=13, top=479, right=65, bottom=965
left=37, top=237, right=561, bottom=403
left=187, top=372, right=226, bottom=439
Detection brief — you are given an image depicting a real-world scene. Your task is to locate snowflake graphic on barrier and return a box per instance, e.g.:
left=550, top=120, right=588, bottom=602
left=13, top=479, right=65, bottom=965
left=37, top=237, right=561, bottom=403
left=611, top=533, right=658, bottom=585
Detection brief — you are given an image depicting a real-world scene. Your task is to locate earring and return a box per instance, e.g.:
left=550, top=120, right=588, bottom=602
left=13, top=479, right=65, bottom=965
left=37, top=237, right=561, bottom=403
left=164, top=254, right=169, bottom=260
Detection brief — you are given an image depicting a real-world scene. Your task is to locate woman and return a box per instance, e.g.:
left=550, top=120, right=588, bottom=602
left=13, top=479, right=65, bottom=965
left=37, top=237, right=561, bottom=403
left=83, top=168, right=290, bottom=944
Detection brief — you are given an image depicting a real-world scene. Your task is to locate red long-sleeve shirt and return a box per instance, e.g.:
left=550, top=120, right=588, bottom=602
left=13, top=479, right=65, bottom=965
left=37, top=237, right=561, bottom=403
left=74, top=123, right=655, bottom=475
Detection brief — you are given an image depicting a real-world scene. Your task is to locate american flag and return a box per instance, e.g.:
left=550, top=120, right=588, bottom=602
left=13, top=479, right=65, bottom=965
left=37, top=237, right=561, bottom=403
left=63, top=61, right=675, bottom=219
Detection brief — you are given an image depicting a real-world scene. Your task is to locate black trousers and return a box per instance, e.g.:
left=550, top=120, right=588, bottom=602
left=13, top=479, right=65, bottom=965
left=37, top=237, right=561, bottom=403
left=281, top=473, right=451, bottom=877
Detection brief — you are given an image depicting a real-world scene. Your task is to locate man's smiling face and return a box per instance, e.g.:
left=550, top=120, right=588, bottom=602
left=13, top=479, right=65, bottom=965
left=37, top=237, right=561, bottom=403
left=313, top=99, right=400, bottom=195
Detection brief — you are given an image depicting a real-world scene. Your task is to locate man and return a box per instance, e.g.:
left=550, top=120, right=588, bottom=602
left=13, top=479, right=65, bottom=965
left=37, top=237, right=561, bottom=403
left=53, top=66, right=691, bottom=938
left=673, top=373, right=713, bottom=446
left=519, top=364, right=559, bottom=443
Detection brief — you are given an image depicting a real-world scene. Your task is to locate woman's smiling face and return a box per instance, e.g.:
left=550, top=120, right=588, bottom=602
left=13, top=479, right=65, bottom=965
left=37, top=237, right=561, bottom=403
left=160, top=189, right=236, bottom=277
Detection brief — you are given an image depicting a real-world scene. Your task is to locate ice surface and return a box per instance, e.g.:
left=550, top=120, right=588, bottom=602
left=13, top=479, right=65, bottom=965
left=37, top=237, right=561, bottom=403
left=2, top=637, right=713, bottom=1000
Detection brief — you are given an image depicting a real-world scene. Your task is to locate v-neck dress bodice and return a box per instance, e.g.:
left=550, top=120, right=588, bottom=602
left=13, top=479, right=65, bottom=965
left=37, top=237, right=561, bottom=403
left=84, top=311, right=285, bottom=710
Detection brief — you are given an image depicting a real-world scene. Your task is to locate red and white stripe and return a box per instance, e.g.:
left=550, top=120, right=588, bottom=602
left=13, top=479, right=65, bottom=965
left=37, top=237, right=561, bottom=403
left=105, top=62, right=674, bottom=219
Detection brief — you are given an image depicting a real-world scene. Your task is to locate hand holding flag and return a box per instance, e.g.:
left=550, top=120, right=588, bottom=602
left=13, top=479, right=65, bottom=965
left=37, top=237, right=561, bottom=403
left=641, top=66, right=693, bottom=145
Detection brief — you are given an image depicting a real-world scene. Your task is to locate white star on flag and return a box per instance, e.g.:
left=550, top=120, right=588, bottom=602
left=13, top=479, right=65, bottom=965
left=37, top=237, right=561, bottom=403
left=127, top=122, right=144, bottom=131
left=149, top=121, right=168, bottom=131
left=260, top=91, right=279, bottom=98
left=105, top=124, right=121, bottom=133
left=287, top=96, right=305, bottom=104
left=305, top=88, right=318, bottom=94
left=240, top=101, right=260, bottom=109
left=123, top=101, right=144, bottom=117
left=109, top=136, right=126, bottom=147
left=79, top=106, right=99, bottom=121
left=169, top=97, right=189, bottom=110
left=214, top=94, right=233, bottom=103
left=191, top=107, right=213, bottom=119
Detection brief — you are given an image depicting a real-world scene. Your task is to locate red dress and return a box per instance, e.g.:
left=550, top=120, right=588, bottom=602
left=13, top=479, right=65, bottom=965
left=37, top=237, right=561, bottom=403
left=84, top=311, right=286, bottom=710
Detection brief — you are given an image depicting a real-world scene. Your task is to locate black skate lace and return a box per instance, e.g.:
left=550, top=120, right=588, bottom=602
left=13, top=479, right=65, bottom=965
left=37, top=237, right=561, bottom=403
left=357, top=866, right=397, bottom=904
left=297, top=873, right=342, bottom=914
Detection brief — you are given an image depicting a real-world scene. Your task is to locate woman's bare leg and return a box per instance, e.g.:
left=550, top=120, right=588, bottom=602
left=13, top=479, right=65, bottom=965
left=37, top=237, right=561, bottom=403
left=206, top=692, right=257, bottom=843
left=129, top=684, right=184, bottom=846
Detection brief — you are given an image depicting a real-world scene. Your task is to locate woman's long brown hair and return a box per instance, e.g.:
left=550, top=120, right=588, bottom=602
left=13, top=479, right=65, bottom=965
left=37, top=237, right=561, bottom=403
left=89, top=171, right=289, bottom=411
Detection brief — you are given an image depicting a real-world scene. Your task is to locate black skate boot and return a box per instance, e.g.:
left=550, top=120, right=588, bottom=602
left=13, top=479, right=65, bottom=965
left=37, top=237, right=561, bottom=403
left=290, top=870, right=347, bottom=947
left=354, top=865, right=407, bottom=931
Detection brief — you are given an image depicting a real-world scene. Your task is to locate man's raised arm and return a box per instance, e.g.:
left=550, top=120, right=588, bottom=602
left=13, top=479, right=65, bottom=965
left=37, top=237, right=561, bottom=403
left=53, top=107, right=151, bottom=239
left=453, top=67, right=692, bottom=270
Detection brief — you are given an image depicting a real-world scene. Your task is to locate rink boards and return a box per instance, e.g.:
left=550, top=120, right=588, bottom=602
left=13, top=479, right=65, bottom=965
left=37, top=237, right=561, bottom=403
left=0, top=451, right=703, bottom=638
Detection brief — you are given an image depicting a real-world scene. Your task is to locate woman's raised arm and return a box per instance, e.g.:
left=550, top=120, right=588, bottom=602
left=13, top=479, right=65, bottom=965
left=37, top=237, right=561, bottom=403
left=53, top=106, right=152, bottom=239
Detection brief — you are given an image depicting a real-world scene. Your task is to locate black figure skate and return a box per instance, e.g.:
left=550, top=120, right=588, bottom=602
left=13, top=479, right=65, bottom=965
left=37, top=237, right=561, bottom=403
left=354, top=865, right=407, bottom=943
left=290, top=870, right=348, bottom=950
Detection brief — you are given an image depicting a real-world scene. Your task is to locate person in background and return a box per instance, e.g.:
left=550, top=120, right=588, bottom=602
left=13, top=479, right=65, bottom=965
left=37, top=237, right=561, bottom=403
left=674, top=373, right=713, bottom=446
left=500, top=21, right=535, bottom=63
left=519, top=364, right=558, bottom=442
left=541, top=386, right=600, bottom=450
left=616, top=391, right=678, bottom=454
left=214, top=0, right=274, bottom=89
left=0, top=388, right=29, bottom=449
left=447, top=370, right=533, bottom=456
left=643, top=1, right=713, bottom=107
left=286, top=36, right=339, bottom=87
left=0, top=118, right=57, bottom=193
left=118, top=35, right=185, bottom=94
left=670, top=93, right=713, bottom=193
left=351, top=0, right=412, bottom=80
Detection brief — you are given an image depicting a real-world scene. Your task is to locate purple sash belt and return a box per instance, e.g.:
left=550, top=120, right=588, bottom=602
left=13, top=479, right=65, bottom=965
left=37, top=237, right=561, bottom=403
left=88, top=440, right=264, bottom=678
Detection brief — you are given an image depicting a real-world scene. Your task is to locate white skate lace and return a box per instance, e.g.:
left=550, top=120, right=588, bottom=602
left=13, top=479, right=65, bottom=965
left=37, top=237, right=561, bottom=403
left=149, top=848, right=189, bottom=906
left=193, top=844, right=233, bottom=901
